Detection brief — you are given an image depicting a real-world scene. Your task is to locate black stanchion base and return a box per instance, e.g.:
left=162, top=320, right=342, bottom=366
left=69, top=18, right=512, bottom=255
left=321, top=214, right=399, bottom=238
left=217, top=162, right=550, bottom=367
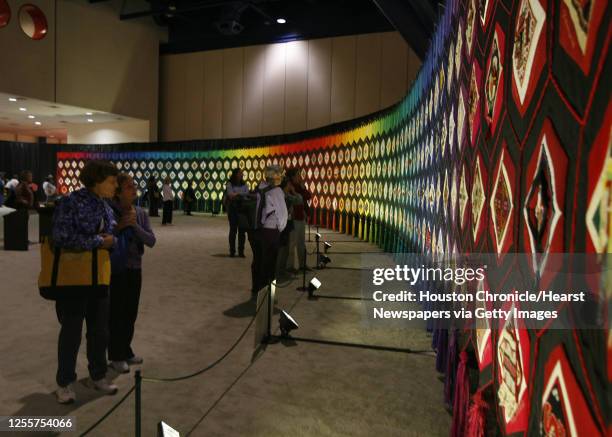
left=314, top=295, right=374, bottom=301
left=268, top=334, right=434, bottom=355
left=261, top=335, right=281, bottom=345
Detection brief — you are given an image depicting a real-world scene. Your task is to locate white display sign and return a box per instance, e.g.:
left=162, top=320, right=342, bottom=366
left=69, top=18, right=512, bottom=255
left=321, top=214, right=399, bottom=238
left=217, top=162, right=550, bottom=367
left=158, top=421, right=180, bottom=437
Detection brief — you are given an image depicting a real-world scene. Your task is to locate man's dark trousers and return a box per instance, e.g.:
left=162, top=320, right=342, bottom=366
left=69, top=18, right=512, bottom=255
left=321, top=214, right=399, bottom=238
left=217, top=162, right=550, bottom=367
left=248, top=228, right=281, bottom=294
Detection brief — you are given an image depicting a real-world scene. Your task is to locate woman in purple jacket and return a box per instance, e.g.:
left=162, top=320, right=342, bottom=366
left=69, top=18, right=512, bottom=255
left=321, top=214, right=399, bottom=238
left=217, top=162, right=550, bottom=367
left=51, top=160, right=119, bottom=404
left=108, top=173, right=156, bottom=373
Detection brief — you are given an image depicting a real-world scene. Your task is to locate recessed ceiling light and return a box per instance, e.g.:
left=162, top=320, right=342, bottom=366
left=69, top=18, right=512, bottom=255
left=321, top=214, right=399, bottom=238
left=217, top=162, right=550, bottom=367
left=87, top=118, right=94, bottom=122
left=35, top=121, right=42, bottom=125
left=49, top=135, right=55, bottom=138
left=28, top=115, right=35, bottom=119
left=19, top=107, right=27, bottom=111
left=8, top=97, right=17, bottom=102
left=86, top=112, right=93, bottom=115
left=276, top=18, right=286, bottom=24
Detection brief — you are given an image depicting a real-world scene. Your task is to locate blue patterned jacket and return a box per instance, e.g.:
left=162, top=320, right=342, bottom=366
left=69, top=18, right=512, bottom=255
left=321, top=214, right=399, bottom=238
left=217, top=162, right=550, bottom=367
left=52, top=188, right=116, bottom=250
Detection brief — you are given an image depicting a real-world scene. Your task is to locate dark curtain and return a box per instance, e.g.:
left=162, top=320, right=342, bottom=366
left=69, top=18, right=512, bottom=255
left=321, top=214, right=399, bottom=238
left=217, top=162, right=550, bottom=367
left=0, top=141, right=58, bottom=188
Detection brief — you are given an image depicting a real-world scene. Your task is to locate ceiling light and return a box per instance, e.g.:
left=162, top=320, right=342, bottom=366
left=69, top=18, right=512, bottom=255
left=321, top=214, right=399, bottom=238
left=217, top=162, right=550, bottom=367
left=85, top=112, right=93, bottom=115
left=34, top=121, right=41, bottom=125
left=87, top=118, right=93, bottom=122
left=278, top=310, right=299, bottom=337
left=8, top=98, right=17, bottom=102
left=276, top=18, right=286, bottom=24
left=28, top=115, right=35, bottom=119
left=19, top=107, right=27, bottom=111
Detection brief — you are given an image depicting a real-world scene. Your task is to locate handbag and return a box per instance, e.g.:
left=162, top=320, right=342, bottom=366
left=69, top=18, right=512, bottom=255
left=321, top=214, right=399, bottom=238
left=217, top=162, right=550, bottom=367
left=38, top=237, right=111, bottom=300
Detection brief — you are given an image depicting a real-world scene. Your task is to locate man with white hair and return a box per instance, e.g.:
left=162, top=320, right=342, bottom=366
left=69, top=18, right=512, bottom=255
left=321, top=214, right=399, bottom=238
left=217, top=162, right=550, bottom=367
left=249, top=165, right=288, bottom=295
left=43, top=174, right=57, bottom=202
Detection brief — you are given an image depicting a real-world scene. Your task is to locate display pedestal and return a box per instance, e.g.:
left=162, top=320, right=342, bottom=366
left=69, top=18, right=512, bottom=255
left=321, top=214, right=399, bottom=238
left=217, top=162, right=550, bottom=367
left=3, top=209, right=29, bottom=251
left=36, top=204, right=55, bottom=243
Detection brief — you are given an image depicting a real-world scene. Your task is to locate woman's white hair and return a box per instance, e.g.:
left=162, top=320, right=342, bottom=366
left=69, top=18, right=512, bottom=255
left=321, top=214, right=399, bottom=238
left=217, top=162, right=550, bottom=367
left=264, top=165, right=282, bottom=183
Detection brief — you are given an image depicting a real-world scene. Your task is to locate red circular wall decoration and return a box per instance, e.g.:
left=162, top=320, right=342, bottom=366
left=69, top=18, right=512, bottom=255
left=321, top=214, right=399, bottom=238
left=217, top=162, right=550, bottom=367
left=19, top=4, right=48, bottom=40
left=0, top=0, right=10, bottom=28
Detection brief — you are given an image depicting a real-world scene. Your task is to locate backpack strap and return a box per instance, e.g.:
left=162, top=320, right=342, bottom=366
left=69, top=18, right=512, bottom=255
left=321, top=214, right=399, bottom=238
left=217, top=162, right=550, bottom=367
left=256, top=185, right=278, bottom=228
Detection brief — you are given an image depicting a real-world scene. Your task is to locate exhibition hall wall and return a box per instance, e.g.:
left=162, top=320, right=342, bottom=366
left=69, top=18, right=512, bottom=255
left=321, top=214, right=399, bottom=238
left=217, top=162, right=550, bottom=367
left=1, top=0, right=609, bottom=434
left=0, top=0, right=162, bottom=140
left=159, top=32, right=421, bottom=140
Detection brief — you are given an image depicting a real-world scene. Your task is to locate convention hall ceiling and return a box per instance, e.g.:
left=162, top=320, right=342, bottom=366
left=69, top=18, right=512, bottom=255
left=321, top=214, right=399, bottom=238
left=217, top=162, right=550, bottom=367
left=93, top=0, right=443, bottom=58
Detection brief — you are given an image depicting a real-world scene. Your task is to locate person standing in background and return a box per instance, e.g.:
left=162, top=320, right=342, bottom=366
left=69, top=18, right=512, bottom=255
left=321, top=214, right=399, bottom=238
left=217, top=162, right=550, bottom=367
left=15, top=170, right=34, bottom=208
left=183, top=181, right=195, bottom=216
left=146, top=176, right=160, bottom=217
left=15, top=171, right=35, bottom=241
left=276, top=178, right=300, bottom=279
left=248, top=166, right=287, bottom=295
left=29, top=179, right=39, bottom=200
left=108, top=173, right=156, bottom=374
left=161, top=176, right=174, bottom=225
left=5, top=174, right=19, bottom=192
left=286, top=168, right=311, bottom=272
left=51, top=160, right=119, bottom=404
left=225, top=169, right=249, bottom=257
left=43, top=175, right=57, bottom=203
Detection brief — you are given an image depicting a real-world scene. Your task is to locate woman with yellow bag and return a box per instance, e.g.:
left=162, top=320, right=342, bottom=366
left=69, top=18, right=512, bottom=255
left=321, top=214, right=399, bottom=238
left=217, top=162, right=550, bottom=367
left=47, top=160, right=119, bottom=404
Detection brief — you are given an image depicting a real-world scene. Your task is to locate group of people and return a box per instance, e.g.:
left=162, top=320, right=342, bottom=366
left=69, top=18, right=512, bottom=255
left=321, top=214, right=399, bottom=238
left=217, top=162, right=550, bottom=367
left=224, top=165, right=311, bottom=296
left=50, top=160, right=156, bottom=404
left=0, top=172, right=57, bottom=208
left=144, top=176, right=196, bottom=225
left=1, top=171, right=39, bottom=249
left=4, top=159, right=309, bottom=403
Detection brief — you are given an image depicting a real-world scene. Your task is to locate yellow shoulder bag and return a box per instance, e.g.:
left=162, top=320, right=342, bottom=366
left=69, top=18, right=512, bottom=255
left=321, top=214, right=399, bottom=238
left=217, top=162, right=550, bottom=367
left=38, top=237, right=111, bottom=300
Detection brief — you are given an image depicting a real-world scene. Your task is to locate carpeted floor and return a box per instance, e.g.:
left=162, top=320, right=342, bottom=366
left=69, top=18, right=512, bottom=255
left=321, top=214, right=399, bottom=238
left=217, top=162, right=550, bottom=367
left=0, top=212, right=451, bottom=436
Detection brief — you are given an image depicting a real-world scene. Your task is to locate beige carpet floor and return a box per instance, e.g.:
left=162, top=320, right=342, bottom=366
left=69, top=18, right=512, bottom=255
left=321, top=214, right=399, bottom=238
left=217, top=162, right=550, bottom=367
left=0, top=212, right=451, bottom=437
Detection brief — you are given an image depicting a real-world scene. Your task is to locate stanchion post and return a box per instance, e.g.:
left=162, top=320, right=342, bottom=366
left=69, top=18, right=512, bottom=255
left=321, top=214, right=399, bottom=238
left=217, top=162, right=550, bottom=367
left=315, top=228, right=321, bottom=269
left=296, top=245, right=307, bottom=291
left=266, top=282, right=272, bottom=341
left=135, top=370, right=142, bottom=437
